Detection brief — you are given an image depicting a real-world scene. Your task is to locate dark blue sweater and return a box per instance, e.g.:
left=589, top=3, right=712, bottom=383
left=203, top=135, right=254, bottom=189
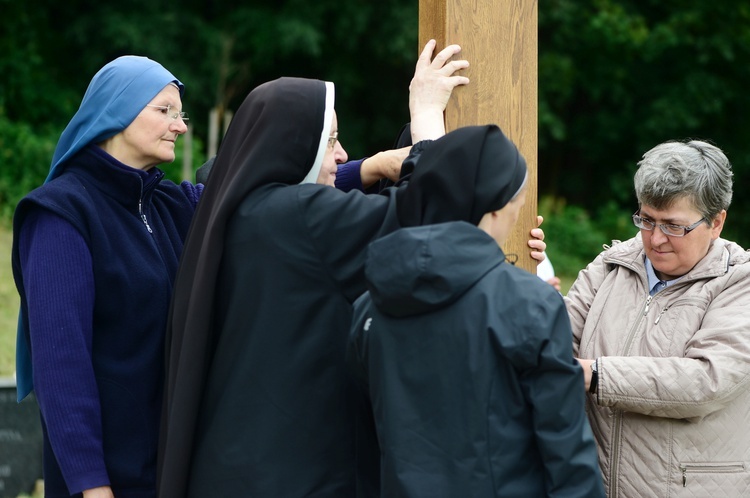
left=12, top=145, right=201, bottom=497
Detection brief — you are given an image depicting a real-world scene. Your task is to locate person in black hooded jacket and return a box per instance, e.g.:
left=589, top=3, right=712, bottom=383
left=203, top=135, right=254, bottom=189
left=158, top=64, right=550, bottom=496
left=347, top=125, right=605, bottom=497
left=157, top=34, right=488, bottom=495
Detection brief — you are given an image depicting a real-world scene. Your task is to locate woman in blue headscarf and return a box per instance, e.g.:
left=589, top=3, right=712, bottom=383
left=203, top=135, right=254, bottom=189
left=11, top=56, right=201, bottom=498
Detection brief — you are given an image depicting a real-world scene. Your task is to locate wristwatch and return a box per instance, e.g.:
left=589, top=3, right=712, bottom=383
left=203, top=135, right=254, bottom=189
left=589, top=359, right=599, bottom=394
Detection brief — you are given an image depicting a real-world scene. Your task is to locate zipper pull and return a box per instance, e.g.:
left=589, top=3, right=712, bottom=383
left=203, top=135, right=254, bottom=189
left=682, top=466, right=687, bottom=487
left=655, top=306, right=669, bottom=325
left=643, top=295, right=653, bottom=315
left=139, top=200, right=153, bottom=233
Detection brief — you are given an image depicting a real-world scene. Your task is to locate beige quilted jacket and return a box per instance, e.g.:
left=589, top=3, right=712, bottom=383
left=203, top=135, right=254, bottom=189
left=565, top=234, right=750, bottom=497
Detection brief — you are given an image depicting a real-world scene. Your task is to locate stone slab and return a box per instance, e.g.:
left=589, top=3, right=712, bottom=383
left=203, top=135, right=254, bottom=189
left=0, top=378, right=43, bottom=498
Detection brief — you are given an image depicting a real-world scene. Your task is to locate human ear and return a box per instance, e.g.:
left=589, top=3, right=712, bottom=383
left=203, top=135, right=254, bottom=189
left=710, top=210, right=727, bottom=239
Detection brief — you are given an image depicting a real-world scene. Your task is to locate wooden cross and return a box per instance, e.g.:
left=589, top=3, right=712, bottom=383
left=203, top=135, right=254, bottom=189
left=419, top=0, right=538, bottom=273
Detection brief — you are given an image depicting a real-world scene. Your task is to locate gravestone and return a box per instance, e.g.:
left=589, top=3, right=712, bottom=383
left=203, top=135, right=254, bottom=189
left=0, top=378, right=43, bottom=498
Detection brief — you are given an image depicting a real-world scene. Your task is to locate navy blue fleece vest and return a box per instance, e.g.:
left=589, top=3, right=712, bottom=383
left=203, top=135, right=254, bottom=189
left=12, top=146, right=195, bottom=495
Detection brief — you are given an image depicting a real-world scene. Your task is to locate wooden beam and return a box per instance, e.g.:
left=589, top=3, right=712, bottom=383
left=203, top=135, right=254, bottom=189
left=419, top=0, right=538, bottom=273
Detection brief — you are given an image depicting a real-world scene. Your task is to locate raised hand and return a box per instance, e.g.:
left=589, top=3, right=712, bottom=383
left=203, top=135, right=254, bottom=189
left=409, top=39, right=470, bottom=142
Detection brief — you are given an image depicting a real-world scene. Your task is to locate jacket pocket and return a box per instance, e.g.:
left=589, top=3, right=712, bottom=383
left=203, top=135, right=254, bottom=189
left=649, top=297, right=707, bottom=357
left=679, top=461, right=746, bottom=488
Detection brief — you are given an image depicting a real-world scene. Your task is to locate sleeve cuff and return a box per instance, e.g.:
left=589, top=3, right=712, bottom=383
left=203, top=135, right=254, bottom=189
left=335, top=159, right=366, bottom=193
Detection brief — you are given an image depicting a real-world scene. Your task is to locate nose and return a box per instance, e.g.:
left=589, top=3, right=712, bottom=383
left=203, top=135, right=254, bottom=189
left=171, top=118, right=188, bottom=135
left=335, top=141, right=348, bottom=164
left=650, top=226, right=669, bottom=246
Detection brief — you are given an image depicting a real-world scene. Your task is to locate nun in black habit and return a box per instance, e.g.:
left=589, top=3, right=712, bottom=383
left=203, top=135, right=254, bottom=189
left=157, top=78, right=549, bottom=497
left=158, top=77, right=385, bottom=497
left=347, top=126, right=605, bottom=497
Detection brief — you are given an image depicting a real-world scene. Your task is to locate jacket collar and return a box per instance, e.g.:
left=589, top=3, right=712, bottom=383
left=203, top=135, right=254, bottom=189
left=63, top=144, right=165, bottom=206
left=603, top=232, right=749, bottom=283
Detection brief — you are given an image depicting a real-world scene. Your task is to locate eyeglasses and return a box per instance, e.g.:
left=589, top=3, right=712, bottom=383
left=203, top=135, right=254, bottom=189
left=146, top=104, right=189, bottom=123
left=632, top=211, right=706, bottom=237
left=327, top=131, right=339, bottom=149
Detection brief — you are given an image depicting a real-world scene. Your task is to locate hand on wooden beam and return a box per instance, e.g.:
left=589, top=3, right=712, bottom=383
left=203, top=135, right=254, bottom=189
left=409, top=39, right=469, bottom=143
left=528, top=215, right=548, bottom=263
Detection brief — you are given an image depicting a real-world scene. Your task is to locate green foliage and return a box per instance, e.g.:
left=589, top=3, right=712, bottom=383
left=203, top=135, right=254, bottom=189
left=0, top=0, right=420, bottom=192
left=540, top=196, right=635, bottom=278
left=2, top=0, right=750, bottom=250
left=0, top=224, right=19, bottom=377
left=539, top=0, right=750, bottom=248
left=0, top=116, right=57, bottom=220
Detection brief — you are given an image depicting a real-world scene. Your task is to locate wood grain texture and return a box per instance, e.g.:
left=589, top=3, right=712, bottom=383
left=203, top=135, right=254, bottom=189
left=419, top=0, right=538, bottom=273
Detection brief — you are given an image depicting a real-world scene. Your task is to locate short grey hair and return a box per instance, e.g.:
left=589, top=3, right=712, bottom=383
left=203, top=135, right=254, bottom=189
left=634, top=139, right=733, bottom=221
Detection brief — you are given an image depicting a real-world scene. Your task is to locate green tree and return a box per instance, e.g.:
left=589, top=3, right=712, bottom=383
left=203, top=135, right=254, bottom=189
left=0, top=0, right=420, bottom=193
left=3, top=0, right=750, bottom=266
left=539, top=0, right=750, bottom=249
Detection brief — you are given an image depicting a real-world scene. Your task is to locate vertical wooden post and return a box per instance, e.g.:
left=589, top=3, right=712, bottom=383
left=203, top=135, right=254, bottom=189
left=419, top=0, right=538, bottom=273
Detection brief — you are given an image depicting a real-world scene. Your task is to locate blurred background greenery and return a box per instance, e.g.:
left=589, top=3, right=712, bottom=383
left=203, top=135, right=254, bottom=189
left=2, top=0, right=750, bottom=373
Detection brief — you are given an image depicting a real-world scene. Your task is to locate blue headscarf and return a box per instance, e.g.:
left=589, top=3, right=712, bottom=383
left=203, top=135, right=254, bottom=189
left=47, top=55, right=184, bottom=182
left=16, top=56, right=184, bottom=401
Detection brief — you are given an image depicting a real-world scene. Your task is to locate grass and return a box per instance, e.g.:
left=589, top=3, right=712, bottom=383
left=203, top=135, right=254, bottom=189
left=0, top=224, right=19, bottom=378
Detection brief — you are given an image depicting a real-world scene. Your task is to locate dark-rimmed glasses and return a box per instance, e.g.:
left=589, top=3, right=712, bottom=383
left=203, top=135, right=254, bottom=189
left=632, top=211, right=706, bottom=237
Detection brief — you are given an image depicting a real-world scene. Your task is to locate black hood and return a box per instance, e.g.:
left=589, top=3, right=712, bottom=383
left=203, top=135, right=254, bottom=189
left=396, top=125, right=527, bottom=227
left=365, top=221, right=505, bottom=317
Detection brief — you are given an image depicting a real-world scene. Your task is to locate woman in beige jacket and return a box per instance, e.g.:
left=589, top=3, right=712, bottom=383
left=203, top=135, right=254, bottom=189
left=566, top=139, right=750, bottom=497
